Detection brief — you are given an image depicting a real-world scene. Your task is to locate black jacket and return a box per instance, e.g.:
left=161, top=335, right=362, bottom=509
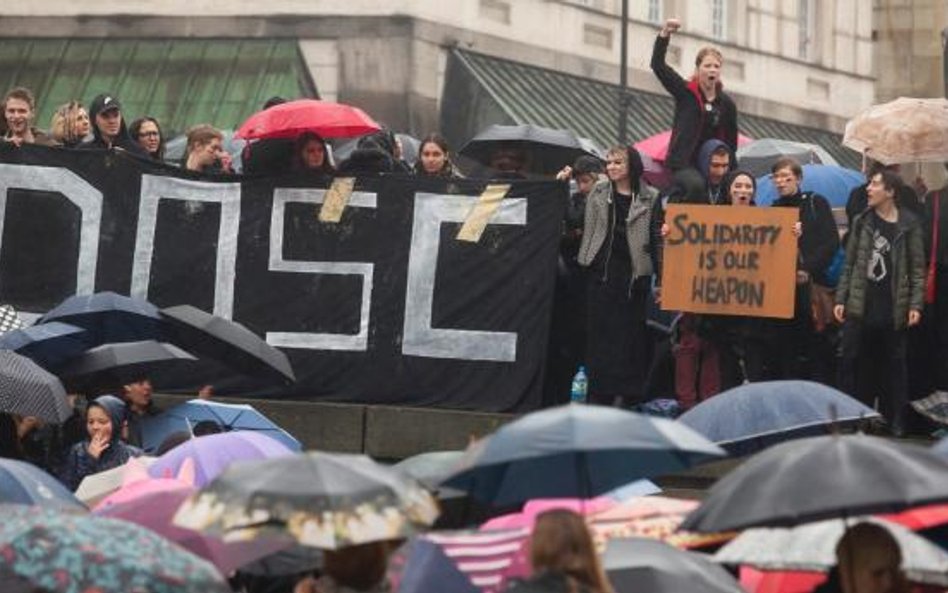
left=79, top=99, right=148, bottom=157
left=650, top=35, right=738, bottom=171
left=773, top=190, right=840, bottom=283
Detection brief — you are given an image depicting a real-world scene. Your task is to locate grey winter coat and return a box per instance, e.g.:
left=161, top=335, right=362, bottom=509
left=835, top=207, right=926, bottom=331
left=577, top=179, right=657, bottom=280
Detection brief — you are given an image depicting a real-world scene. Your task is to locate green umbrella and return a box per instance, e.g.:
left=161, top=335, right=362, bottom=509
left=0, top=504, right=230, bottom=593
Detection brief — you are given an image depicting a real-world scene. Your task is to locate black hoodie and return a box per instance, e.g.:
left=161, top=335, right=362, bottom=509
left=79, top=93, right=149, bottom=156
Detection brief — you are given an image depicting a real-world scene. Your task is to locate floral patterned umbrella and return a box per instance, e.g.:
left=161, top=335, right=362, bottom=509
left=174, top=451, right=439, bottom=550
left=0, top=504, right=230, bottom=593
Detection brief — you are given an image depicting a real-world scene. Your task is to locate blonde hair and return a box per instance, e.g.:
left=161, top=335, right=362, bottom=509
left=50, top=101, right=86, bottom=145
left=530, top=510, right=612, bottom=593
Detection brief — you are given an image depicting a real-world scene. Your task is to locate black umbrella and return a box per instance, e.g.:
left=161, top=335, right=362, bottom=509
left=458, top=124, right=591, bottom=176
left=58, top=340, right=197, bottom=391
left=0, top=322, right=90, bottom=369
left=603, top=537, right=744, bottom=593
left=159, top=305, right=294, bottom=386
left=680, top=434, right=948, bottom=534
left=0, top=351, right=72, bottom=423
left=38, top=292, right=161, bottom=345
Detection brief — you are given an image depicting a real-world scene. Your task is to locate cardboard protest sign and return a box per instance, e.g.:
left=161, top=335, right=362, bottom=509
left=661, top=204, right=799, bottom=318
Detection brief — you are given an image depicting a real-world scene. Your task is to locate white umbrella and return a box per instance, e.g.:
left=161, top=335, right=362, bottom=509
left=714, top=517, right=948, bottom=586
left=74, top=457, right=156, bottom=506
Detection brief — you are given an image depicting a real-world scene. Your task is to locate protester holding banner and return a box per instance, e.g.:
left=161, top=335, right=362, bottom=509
left=184, top=124, right=230, bottom=173
left=129, top=116, right=166, bottom=161
left=650, top=18, right=738, bottom=203
left=413, top=133, right=462, bottom=178
left=835, top=170, right=925, bottom=437
left=49, top=100, right=91, bottom=148
left=293, top=131, right=335, bottom=179
left=2, top=87, right=58, bottom=147
left=577, top=146, right=656, bottom=407
left=79, top=93, right=149, bottom=156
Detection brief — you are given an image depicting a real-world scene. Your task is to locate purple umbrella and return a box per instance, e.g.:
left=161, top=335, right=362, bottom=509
left=95, top=485, right=291, bottom=575
left=149, top=431, right=294, bottom=487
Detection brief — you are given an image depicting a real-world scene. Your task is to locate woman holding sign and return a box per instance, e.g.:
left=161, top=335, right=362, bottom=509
left=577, top=146, right=657, bottom=406
left=834, top=170, right=925, bottom=437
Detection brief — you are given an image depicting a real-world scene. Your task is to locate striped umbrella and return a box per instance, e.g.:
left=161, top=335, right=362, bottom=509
left=0, top=351, right=72, bottom=423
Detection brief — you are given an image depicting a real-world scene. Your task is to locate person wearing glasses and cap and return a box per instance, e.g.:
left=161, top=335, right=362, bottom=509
left=79, top=93, right=148, bottom=156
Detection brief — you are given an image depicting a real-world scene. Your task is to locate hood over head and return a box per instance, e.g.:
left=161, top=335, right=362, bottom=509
left=695, top=138, right=732, bottom=182
left=89, top=394, right=128, bottom=443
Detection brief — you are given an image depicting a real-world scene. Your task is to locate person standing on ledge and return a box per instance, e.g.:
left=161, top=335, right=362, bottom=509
left=651, top=18, right=738, bottom=203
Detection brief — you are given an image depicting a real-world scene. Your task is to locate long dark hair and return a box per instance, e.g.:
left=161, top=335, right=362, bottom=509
left=606, top=145, right=644, bottom=193
left=414, top=133, right=456, bottom=178
left=530, top=510, right=613, bottom=593
left=293, top=132, right=335, bottom=175
left=129, top=117, right=166, bottom=161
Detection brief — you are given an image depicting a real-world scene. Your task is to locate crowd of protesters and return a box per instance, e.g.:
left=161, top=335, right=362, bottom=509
left=2, top=14, right=948, bottom=445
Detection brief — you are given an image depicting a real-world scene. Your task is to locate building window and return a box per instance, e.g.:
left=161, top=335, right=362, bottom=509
left=711, top=0, right=727, bottom=40
left=798, top=0, right=815, bottom=59
left=583, top=24, right=613, bottom=49
left=648, top=0, right=663, bottom=24
left=480, top=0, right=511, bottom=24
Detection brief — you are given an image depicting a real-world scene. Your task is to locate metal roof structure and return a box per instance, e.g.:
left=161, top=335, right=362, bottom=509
left=0, top=38, right=315, bottom=136
left=443, top=49, right=861, bottom=171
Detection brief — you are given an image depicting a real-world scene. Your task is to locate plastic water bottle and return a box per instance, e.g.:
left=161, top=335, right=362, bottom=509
left=570, top=366, right=588, bottom=403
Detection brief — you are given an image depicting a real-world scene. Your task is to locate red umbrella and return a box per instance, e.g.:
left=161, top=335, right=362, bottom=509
left=634, top=129, right=753, bottom=163
left=235, top=99, right=381, bottom=141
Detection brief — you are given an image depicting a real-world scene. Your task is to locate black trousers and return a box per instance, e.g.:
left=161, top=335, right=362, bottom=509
left=839, top=320, right=908, bottom=429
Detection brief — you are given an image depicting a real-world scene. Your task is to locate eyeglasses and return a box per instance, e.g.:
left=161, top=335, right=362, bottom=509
left=138, top=131, right=160, bottom=138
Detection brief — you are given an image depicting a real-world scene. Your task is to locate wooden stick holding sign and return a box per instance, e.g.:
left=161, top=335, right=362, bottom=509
left=661, top=204, right=799, bottom=319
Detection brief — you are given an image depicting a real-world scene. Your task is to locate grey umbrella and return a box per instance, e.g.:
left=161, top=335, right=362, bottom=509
left=736, top=138, right=838, bottom=177
left=680, top=434, right=948, bottom=533
left=0, top=322, right=90, bottom=370
left=603, top=537, right=744, bottom=593
left=159, top=305, right=294, bottom=386
left=458, top=123, right=592, bottom=176
left=0, top=351, right=72, bottom=423
left=58, top=340, right=197, bottom=390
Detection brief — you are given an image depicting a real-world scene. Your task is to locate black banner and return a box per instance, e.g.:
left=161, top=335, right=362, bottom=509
left=0, top=145, right=564, bottom=412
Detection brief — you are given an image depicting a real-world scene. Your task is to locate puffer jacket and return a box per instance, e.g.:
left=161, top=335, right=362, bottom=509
left=835, top=208, right=926, bottom=330
left=577, top=178, right=657, bottom=281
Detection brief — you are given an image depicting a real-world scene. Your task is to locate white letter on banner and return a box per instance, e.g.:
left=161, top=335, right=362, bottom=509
left=266, top=188, right=376, bottom=351
left=131, top=175, right=241, bottom=318
left=402, top=192, right=526, bottom=362
left=0, top=164, right=102, bottom=295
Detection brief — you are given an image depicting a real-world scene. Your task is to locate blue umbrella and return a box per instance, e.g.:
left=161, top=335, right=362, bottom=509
left=389, top=537, right=479, bottom=593
left=0, top=458, right=85, bottom=511
left=755, top=164, right=864, bottom=207
left=0, top=322, right=90, bottom=369
left=38, top=291, right=161, bottom=345
left=678, top=380, right=880, bottom=456
left=140, top=399, right=302, bottom=453
left=441, top=404, right=725, bottom=507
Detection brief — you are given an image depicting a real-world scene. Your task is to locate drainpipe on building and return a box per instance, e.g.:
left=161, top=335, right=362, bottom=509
left=618, top=0, right=630, bottom=145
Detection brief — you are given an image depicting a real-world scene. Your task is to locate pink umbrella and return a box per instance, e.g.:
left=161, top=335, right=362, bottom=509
left=93, top=460, right=290, bottom=575
left=481, top=497, right=617, bottom=531
left=635, top=130, right=753, bottom=163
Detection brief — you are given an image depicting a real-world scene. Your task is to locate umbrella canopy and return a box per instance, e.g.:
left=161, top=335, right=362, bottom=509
left=173, top=451, right=439, bottom=549
left=0, top=458, right=85, bottom=511
left=913, top=391, right=948, bottom=428
left=149, top=431, right=294, bottom=487
left=755, top=164, right=864, bottom=207
left=141, top=399, right=302, bottom=453
left=388, top=537, right=480, bottom=593
left=424, top=529, right=530, bottom=593
left=0, top=322, right=90, bottom=369
left=0, top=350, right=72, bottom=423
left=843, top=97, right=948, bottom=165
left=74, top=457, right=156, bottom=507
left=0, top=504, right=230, bottom=593
left=392, top=450, right=466, bottom=489
left=57, top=340, right=197, bottom=390
left=678, top=380, right=880, bottom=456
left=38, top=291, right=161, bottom=344
left=458, top=123, right=592, bottom=176
left=634, top=129, right=752, bottom=162
left=95, top=482, right=291, bottom=576
left=441, top=404, right=725, bottom=507
left=235, top=99, right=381, bottom=141
left=714, top=517, right=948, bottom=587
left=680, top=434, right=948, bottom=533
left=737, top=138, right=839, bottom=177
left=160, top=304, right=295, bottom=386
left=603, top=537, right=744, bottom=593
